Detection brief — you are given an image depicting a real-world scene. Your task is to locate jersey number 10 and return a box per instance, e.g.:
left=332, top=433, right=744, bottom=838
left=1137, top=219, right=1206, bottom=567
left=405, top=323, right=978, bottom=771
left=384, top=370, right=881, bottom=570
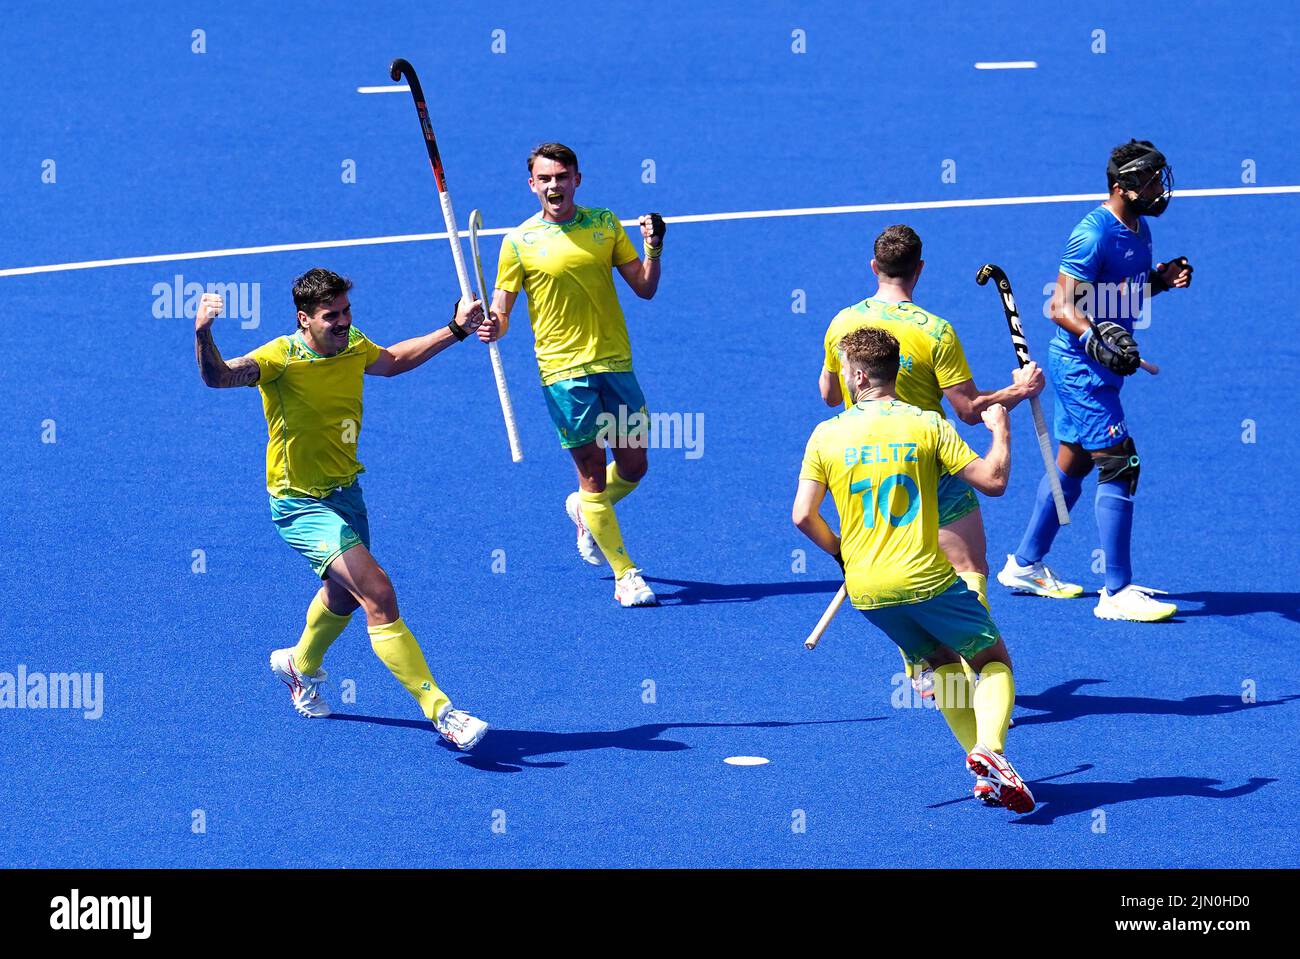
left=849, top=473, right=921, bottom=528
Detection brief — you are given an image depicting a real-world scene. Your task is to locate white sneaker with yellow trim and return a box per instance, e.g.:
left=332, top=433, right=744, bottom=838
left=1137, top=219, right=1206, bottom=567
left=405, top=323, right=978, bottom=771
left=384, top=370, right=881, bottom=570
left=996, top=554, right=1084, bottom=599
left=1094, top=584, right=1177, bottom=622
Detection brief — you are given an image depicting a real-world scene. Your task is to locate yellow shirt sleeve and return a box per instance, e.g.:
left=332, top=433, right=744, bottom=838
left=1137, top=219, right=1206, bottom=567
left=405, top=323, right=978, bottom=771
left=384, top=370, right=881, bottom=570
left=935, top=417, right=980, bottom=476
left=612, top=218, right=639, bottom=267
left=799, top=428, right=829, bottom=485
left=495, top=236, right=525, bottom=293
left=933, top=327, right=974, bottom=389
left=246, top=336, right=290, bottom=387
left=352, top=328, right=382, bottom=366
left=823, top=315, right=844, bottom=375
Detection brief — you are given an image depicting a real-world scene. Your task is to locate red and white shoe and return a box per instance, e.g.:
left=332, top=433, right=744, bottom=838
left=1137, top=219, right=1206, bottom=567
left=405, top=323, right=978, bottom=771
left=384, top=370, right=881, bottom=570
left=434, top=703, right=488, bottom=751
left=614, top=568, right=658, bottom=607
left=565, top=492, right=603, bottom=566
left=973, top=776, right=1001, bottom=806
left=966, top=743, right=1035, bottom=813
left=269, top=648, right=331, bottom=718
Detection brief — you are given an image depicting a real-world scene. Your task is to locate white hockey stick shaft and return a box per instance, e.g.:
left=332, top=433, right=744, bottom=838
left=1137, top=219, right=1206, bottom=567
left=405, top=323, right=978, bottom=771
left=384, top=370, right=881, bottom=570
left=469, top=209, right=523, bottom=462
left=804, top=583, right=848, bottom=650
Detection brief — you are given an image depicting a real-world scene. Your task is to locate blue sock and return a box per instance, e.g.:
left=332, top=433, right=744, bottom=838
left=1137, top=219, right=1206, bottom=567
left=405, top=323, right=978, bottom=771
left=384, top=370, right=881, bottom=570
left=1095, top=480, right=1134, bottom=592
left=1014, top=469, right=1084, bottom=566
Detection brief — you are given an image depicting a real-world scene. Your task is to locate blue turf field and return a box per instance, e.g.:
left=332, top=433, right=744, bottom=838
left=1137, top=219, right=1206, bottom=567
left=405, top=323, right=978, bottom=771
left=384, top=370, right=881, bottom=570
left=2, top=2, right=1298, bottom=868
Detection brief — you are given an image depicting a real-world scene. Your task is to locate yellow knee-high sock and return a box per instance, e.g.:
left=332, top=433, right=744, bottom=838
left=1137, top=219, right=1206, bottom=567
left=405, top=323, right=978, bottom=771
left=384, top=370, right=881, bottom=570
left=291, top=593, right=353, bottom=675
left=368, top=618, right=450, bottom=721
left=957, top=571, right=990, bottom=611
left=973, top=661, right=1015, bottom=752
left=605, top=462, right=639, bottom=505
left=932, top=663, right=978, bottom=753
left=579, top=489, right=635, bottom=576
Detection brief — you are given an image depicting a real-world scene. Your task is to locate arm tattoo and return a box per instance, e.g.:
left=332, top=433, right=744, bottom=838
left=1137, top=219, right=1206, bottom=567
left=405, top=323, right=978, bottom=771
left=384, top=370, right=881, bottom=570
left=196, top=328, right=260, bottom=388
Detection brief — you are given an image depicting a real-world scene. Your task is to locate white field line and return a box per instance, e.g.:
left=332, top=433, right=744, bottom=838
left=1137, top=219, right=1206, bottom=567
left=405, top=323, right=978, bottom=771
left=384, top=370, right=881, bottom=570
left=975, top=61, right=1038, bottom=70
left=357, top=84, right=410, bottom=94
left=4, top=185, right=1299, bottom=278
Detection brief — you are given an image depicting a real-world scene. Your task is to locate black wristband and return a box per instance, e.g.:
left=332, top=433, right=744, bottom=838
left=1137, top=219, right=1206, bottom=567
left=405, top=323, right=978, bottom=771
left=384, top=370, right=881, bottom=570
left=1149, top=269, right=1169, bottom=294
left=448, top=318, right=468, bottom=341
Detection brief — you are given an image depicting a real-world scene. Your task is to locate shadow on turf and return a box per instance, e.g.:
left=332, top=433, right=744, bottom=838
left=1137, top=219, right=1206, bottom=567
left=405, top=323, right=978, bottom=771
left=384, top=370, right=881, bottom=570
left=932, top=763, right=1279, bottom=825
left=640, top=577, right=843, bottom=605
left=329, top=715, right=882, bottom=772
left=1012, top=679, right=1300, bottom=728
left=1165, top=590, right=1300, bottom=624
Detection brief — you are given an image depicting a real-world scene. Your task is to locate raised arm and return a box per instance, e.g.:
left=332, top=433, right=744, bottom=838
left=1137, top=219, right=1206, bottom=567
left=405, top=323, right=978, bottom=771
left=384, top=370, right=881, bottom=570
left=942, top=362, right=1044, bottom=425
left=366, top=297, right=484, bottom=377
left=195, top=293, right=260, bottom=388
left=615, top=213, right=664, bottom=300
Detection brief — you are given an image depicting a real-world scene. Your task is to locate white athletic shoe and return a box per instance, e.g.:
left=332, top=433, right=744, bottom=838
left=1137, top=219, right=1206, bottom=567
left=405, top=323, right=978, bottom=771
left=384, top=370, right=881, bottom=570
left=614, top=568, right=658, bottom=607
left=565, top=492, right=603, bottom=566
left=973, top=775, right=1001, bottom=807
left=966, top=743, right=1035, bottom=813
left=435, top=703, right=488, bottom=751
left=996, top=553, right=1084, bottom=599
left=1094, top=584, right=1177, bottom=622
left=269, top=648, right=331, bottom=719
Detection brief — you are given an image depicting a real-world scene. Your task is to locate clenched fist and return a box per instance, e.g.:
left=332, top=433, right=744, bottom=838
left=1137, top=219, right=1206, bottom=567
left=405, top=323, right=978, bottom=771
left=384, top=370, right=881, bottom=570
left=1013, top=360, right=1045, bottom=400
left=981, top=403, right=1009, bottom=432
left=639, top=213, right=666, bottom=250
left=195, top=292, right=224, bottom=330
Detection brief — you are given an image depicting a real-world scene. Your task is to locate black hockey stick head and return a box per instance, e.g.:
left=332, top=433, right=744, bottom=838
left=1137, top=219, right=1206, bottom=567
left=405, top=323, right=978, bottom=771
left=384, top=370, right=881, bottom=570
left=389, top=57, right=429, bottom=102
left=976, top=263, right=1005, bottom=287
left=389, top=57, right=413, bottom=83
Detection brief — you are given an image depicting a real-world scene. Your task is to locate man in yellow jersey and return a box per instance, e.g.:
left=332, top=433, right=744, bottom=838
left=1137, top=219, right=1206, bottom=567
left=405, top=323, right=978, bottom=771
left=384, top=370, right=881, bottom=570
left=478, top=142, right=665, bottom=607
left=795, top=326, right=1035, bottom=812
left=820, top=224, right=1045, bottom=693
left=193, top=268, right=488, bottom=750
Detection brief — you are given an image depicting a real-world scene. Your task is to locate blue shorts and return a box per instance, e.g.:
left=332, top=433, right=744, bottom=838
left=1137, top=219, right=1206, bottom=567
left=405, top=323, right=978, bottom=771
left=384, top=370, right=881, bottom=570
left=861, top=579, right=1001, bottom=663
left=542, top=371, right=648, bottom=449
left=937, top=472, right=979, bottom=526
left=1049, top=338, right=1130, bottom=451
left=269, top=482, right=370, bottom=578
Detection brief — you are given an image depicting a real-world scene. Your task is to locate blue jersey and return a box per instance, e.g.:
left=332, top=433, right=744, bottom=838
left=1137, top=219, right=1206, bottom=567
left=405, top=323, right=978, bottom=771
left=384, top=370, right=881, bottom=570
left=1052, top=205, right=1153, bottom=360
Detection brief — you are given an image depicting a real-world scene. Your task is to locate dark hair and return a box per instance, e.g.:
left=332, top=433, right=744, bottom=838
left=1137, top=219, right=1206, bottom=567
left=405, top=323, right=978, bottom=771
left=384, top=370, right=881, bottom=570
left=293, top=268, right=352, bottom=321
left=1108, top=139, right=1158, bottom=189
left=873, top=224, right=922, bottom=278
left=528, top=142, right=579, bottom=173
left=839, top=326, right=900, bottom=383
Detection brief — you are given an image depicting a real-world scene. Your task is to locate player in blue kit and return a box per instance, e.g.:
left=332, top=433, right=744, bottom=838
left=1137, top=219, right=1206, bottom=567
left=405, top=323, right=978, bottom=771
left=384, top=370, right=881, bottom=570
left=997, top=140, right=1193, bottom=621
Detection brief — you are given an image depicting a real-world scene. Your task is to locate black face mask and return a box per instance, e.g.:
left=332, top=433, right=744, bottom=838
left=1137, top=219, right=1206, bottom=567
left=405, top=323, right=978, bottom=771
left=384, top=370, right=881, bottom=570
left=1129, top=166, right=1173, bottom=216
left=1109, top=146, right=1173, bottom=217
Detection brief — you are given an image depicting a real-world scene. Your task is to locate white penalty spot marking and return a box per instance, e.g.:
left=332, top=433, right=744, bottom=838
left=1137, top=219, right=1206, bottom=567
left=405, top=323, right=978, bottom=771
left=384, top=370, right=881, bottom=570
left=724, top=756, right=770, bottom=766
left=975, top=61, right=1038, bottom=70
left=357, top=84, right=410, bottom=94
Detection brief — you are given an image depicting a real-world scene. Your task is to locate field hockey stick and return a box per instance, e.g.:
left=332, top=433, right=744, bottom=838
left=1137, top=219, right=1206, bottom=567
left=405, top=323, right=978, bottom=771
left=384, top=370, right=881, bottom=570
left=469, top=208, right=523, bottom=462
left=804, top=583, right=847, bottom=650
left=389, top=57, right=523, bottom=463
left=976, top=264, right=1070, bottom=526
